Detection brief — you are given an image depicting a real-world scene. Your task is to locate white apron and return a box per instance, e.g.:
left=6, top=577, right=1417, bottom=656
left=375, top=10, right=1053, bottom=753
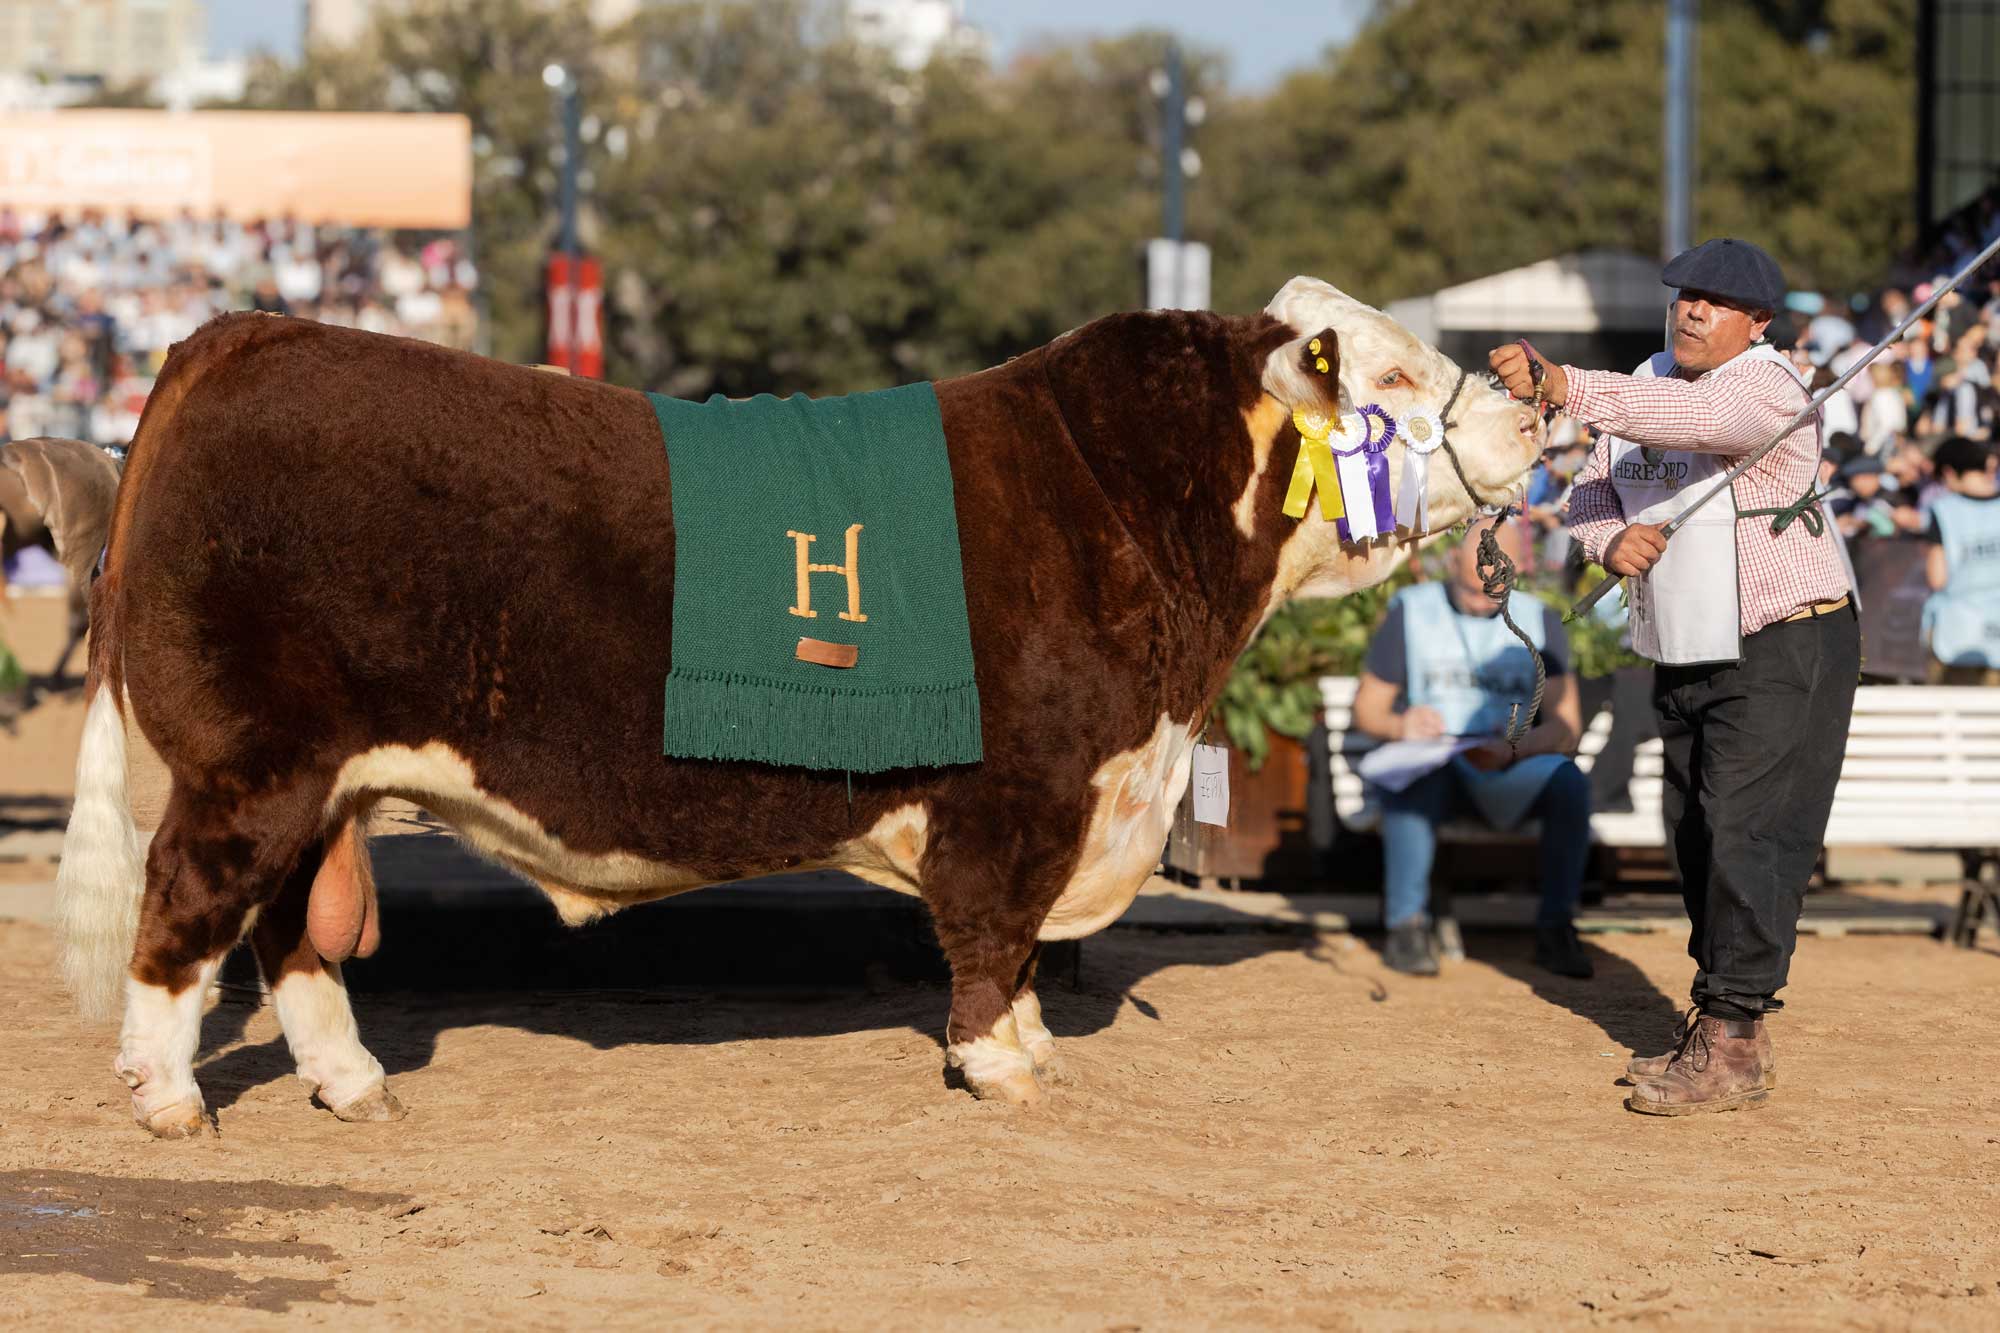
left=1605, top=344, right=1821, bottom=666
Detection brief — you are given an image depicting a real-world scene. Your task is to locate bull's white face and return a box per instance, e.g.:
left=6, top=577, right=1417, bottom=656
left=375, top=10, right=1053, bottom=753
left=1259, top=276, right=1546, bottom=598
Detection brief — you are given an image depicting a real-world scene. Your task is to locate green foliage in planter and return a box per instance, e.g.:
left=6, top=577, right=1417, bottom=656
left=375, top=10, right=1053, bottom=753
left=1218, top=547, right=1638, bottom=771
left=1217, top=571, right=1415, bottom=770
left=0, top=639, right=23, bottom=695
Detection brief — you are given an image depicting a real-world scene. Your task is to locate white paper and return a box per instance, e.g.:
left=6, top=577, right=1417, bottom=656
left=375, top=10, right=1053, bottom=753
left=1192, top=744, right=1230, bottom=826
left=1353, top=737, right=1481, bottom=792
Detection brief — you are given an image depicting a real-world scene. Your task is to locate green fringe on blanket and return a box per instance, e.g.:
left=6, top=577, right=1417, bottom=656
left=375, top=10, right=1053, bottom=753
left=660, top=672, right=982, bottom=773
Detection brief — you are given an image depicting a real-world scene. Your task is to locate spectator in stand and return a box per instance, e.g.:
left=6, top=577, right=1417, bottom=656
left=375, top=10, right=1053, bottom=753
left=1526, top=418, right=1591, bottom=573
left=1832, top=453, right=1923, bottom=540
left=1860, top=360, right=1909, bottom=456
left=0, top=207, right=481, bottom=449
left=1924, top=437, right=2000, bottom=683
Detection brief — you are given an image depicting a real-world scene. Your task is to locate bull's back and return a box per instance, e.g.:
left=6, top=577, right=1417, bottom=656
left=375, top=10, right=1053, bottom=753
left=118, top=318, right=701, bottom=850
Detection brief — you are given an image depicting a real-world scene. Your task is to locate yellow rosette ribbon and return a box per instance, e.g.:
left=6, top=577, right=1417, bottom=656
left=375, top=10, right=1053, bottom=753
left=1282, top=407, right=1346, bottom=522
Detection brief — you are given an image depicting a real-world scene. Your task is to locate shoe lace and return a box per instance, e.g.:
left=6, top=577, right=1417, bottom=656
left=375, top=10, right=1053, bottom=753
left=1665, top=1013, right=1711, bottom=1075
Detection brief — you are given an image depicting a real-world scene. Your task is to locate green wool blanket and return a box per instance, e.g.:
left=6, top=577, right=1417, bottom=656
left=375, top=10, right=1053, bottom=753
left=649, top=383, right=982, bottom=772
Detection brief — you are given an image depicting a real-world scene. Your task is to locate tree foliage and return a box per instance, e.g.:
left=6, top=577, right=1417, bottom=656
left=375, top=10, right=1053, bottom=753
left=231, top=0, right=1918, bottom=391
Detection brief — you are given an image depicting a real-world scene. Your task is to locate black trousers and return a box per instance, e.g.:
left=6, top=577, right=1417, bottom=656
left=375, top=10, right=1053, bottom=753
left=1653, top=607, right=1859, bottom=1021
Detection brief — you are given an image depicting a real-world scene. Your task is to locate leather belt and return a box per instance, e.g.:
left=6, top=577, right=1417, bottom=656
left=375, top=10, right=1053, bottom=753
left=1779, top=594, right=1851, bottom=623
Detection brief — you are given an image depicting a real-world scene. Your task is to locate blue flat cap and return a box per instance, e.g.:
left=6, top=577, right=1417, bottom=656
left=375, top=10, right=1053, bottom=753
left=1662, top=237, right=1787, bottom=311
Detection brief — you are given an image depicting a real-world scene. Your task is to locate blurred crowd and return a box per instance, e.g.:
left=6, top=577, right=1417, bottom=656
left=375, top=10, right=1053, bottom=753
left=0, top=208, right=480, bottom=448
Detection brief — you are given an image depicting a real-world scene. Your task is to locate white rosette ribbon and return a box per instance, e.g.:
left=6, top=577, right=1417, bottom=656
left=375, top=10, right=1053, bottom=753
left=1394, top=407, right=1446, bottom=533
left=1330, top=411, right=1380, bottom=542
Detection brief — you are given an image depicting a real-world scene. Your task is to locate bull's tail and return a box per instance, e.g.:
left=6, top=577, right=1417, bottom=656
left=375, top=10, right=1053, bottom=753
left=56, top=525, right=141, bottom=1022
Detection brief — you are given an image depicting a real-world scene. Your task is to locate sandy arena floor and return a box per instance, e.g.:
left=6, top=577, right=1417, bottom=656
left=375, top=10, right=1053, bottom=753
left=6, top=596, right=2000, bottom=1330
left=2, top=922, right=1998, bottom=1329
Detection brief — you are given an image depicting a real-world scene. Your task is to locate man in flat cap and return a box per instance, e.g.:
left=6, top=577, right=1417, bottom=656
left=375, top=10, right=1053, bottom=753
left=1489, top=238, right=1858, bottom=1117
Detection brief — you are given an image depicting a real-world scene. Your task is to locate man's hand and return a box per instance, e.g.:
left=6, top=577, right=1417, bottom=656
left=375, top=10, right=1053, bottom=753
left=1487, top=342, right=1568, bottom=408
left=1462, top=740, right=1514, bottom=772
left=1603, top=522, right=1669, bottom=577
left=1400, top=706, right=1447, bottom=741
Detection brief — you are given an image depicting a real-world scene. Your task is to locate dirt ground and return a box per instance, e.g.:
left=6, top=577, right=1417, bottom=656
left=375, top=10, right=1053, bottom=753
left=7, top=594, right=2000, bottom=1330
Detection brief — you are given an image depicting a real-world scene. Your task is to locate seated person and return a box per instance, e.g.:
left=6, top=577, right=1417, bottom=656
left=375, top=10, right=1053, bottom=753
left=1923, top=436, right=2000, bottom=684
left=1831, top=454, right=1923, bottom=540
left=1351, top=517, right=1593, bottom=980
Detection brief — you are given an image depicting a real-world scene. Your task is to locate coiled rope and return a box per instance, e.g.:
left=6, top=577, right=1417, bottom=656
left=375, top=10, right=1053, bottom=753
left=1430, top=368, right=1546, bottom=758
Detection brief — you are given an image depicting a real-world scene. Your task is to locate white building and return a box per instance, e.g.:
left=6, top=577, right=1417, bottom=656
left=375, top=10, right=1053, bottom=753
left=0, top=0, right=208, bottom=87
left=308, top=0, right=988, bottom=70
left=846, top=0, right=986, bottom=70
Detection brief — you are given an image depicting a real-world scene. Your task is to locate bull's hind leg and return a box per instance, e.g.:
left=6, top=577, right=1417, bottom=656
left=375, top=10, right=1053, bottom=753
left=249, top=828, right=402, bottom=1123
left=117, top=783, right=324, bottom=1138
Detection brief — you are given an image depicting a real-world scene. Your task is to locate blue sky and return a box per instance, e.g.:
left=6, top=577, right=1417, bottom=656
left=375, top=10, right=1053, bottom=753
left=206, top=1, right=1368, bottom=91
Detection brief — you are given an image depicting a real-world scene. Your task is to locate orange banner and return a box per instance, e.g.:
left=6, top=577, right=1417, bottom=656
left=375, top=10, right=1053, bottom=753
left=0, top=110, right=472, bottom=228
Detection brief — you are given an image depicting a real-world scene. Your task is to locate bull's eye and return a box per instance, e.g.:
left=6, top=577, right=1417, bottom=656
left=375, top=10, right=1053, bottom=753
left=1376, top=370, right=1404, bottom=389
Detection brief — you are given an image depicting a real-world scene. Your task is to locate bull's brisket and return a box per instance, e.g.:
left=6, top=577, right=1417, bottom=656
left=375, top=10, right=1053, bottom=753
left=649, top=384, right=981, bottom=772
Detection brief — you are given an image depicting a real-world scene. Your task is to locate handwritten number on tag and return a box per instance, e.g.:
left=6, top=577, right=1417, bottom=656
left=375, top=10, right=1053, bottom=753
left=1192, top=744, right=1230, bottom=827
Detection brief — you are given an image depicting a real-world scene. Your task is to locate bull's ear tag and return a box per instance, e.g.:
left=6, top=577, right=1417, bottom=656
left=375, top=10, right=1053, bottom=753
left=1192, top=744, right=1230, bottom=827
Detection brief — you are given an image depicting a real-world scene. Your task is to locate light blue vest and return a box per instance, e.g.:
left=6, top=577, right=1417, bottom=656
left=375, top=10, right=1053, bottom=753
left=1400, top=581, right=1548, bottom=737
left=1925, top=493, right=2000, bottom=668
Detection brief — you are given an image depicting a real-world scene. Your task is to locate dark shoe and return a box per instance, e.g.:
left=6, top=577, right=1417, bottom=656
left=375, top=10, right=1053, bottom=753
left=1626, top=1015, right=1770, bottom=1115
left=1382, top=922, right=1439, bottom=976
left=1533, top=924, right=1594, bottom=978
left=1628, top=1007, right=1775, bottom=1088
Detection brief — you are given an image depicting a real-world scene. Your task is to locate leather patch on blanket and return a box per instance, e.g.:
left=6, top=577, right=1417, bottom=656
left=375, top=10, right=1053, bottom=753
left=796, top=638, right=859, bottom=669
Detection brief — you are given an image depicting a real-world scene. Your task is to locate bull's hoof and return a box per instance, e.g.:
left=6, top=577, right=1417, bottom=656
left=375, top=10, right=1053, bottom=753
left=969, top=1066, right=1045, bottom=1106
left=325, top=1086, right=407, bottom=1123
left=138, top=1099, right=210, bottom=1139
left=1025, top=1040, right=1070, bottom=1085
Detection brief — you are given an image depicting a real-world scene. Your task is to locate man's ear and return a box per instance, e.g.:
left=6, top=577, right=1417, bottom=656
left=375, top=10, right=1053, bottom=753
left=1263, top=326, right=1342, bottom=414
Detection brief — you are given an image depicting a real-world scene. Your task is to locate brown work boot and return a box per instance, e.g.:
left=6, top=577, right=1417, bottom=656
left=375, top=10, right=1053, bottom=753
left=1627, top=1008, right=1775, bottom=1088
left=1625, top=1015, right=1769, bottom=1116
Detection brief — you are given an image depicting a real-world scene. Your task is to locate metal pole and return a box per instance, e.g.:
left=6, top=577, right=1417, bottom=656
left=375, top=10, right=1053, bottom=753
left=1162, top=40, right=1185, bottom=244
left=1566, top=229, right=2000, bottom=622
left=1663, top=0, right=1697, bottom=260
left=559, top=75, right=581, bottom=321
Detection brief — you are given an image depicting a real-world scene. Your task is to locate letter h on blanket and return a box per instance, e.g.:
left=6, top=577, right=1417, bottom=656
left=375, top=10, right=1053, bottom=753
left=787, top=523, right=868, bottom=623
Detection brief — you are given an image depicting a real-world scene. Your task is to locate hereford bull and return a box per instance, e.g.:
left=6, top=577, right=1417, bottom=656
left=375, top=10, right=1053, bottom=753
left=57, top=279, right=1544, bottom=1137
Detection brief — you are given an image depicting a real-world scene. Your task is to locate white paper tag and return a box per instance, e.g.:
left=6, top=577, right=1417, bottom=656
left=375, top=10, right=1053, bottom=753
left=1192, top=744, right=1230, bottom=827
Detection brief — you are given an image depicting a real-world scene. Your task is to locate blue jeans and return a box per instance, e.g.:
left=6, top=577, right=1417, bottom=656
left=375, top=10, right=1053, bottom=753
left=1379, top=759, right=1593, bottom=929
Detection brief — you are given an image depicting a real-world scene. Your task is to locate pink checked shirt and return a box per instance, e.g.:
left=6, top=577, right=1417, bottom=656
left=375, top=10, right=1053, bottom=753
left=1563, top=353, right=1850, bottom=638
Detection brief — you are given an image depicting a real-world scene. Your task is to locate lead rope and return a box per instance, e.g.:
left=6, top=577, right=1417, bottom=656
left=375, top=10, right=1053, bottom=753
left=1431, top=369, right=1545, bottom=759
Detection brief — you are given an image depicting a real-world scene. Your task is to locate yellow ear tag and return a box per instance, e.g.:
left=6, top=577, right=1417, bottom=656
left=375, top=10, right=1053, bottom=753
left=1282, top=408, right=1346, bottom=522
left=1308, top=337, right=1322, bottom=355
left=1314, top=356, right=1330, bottom=373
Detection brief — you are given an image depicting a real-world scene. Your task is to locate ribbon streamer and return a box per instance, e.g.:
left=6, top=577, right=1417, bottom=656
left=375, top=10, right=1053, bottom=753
left=1333, top=405, right=1396, bottom=544
left=1282, top=408, right=1346, bottom=522
left=1395, top=407, right=1445, bottom=533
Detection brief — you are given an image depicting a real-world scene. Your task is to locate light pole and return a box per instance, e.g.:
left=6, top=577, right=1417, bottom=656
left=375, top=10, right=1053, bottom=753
left=1663, top=0, right=1697, bottom=259
left=542, top=62, right=584, bottom=370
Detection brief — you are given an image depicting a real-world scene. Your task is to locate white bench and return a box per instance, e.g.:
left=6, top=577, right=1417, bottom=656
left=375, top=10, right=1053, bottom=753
left=1320, top=676, right=2000, bottom=942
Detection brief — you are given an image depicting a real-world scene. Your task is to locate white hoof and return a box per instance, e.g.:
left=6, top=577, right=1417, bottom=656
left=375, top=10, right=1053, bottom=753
left=324, top=1085, right=407, bottom=1123
left=946, top=1020, right=1045, bottom=1106
left=138, top=1098, right=209, bottom=1139
left=1026, top=1039, right=1070, bottom=1085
